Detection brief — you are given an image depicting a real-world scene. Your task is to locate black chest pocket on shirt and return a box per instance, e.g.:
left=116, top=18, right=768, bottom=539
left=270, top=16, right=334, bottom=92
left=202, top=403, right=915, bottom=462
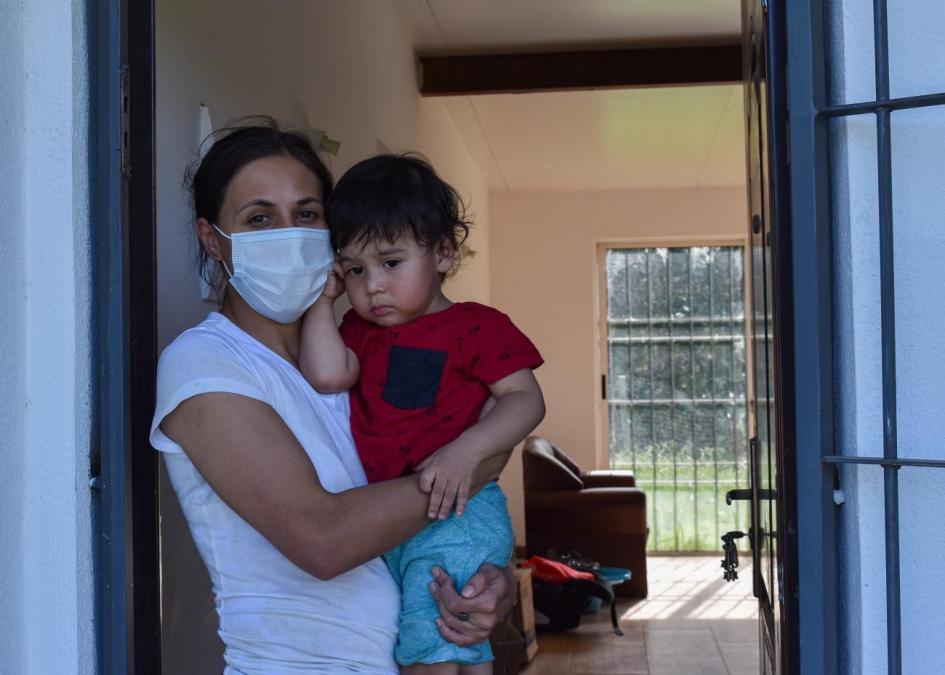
left=382, top=345, right=448, bottom=410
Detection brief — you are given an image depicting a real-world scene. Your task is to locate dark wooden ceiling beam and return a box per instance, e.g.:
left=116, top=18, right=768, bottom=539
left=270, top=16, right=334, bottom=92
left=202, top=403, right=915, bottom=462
left=420, top=44, right=742, bottom=96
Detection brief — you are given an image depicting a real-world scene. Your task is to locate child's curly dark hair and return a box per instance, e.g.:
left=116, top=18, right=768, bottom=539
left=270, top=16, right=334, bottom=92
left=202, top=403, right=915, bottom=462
left=326, top=153, right=472, bottom=272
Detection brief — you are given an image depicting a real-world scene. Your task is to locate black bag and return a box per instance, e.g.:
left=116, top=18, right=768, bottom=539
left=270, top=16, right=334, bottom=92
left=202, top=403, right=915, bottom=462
left=532, top=574, right=624, bottom=636
left=546, top=548, right=601, bottom=575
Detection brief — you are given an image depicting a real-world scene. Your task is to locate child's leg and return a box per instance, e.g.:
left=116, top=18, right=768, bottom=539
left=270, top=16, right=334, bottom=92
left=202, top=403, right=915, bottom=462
left=394, top=484, right=513, bottom=668
left=401, top=663, right=459, bottom=675
left=458, top=662, right=492, bottom=675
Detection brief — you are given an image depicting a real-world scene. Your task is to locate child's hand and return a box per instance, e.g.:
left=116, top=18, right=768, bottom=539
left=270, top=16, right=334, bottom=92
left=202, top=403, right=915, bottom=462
left=416, top=444, right=480, bottom=520
left=321, top=262, right=346, bottom=301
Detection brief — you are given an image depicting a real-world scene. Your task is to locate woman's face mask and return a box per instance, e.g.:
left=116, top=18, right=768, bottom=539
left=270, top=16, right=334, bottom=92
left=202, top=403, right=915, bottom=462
left=214, top=225, right=334, bottom=323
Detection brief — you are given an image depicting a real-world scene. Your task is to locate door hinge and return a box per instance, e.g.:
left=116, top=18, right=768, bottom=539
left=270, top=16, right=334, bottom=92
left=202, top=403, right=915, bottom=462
left=120, top=64, right=132, bottom=178
left=601, top=374, right=607, bottom=400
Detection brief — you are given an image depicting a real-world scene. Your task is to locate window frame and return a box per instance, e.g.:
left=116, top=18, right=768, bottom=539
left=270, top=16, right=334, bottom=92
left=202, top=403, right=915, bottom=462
left=594, top=237, right=752, bottom=504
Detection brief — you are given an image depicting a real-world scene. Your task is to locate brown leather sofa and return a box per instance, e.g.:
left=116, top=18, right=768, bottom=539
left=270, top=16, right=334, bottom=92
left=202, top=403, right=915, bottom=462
left=522, top=436, right=648, bottom=597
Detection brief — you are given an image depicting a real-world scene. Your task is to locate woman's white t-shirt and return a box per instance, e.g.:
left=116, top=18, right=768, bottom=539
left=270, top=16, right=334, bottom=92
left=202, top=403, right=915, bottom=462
left=150, top=312, right=400, bottom=675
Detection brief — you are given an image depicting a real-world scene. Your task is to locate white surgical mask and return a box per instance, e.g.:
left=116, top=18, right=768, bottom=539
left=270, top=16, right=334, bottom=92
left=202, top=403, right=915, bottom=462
left=213, top=225, right=334, bottom=323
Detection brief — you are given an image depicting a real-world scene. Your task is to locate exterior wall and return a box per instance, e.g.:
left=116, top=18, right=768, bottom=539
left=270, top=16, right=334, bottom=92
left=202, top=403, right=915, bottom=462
left=830, top=2, right=945, bottom=673
left=489, top=188, right=747, bottom=544
left=0, top=1, right=95, bottom=673
left=155, top=1, right=489, bottom=671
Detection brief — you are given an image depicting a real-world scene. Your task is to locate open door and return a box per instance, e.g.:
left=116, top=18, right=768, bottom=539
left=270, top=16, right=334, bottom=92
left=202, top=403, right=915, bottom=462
left=737, top=0, right=798, bottom=672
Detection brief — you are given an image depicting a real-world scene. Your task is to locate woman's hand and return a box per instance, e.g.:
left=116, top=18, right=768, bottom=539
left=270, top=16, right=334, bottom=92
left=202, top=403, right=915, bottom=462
left=428, top=564, right=516, bottom=646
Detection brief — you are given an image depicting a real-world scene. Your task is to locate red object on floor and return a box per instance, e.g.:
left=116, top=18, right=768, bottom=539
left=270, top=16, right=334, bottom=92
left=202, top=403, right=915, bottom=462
left=523, top=556, right=595, bottom=585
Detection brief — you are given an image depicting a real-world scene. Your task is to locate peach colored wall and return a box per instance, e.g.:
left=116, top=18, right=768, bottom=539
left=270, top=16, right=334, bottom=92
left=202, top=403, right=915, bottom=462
left=491, top=187, right=748, bottom=545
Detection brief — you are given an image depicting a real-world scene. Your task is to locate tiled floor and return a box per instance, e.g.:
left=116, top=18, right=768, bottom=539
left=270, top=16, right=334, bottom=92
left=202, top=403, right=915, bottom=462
left=522, top=556, right=759, bottom=675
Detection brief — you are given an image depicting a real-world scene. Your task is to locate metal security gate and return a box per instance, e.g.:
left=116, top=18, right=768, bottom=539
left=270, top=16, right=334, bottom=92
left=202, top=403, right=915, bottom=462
left=785, top=1, right=945, bottom=673
left=602, top=246, right=750, bottom=552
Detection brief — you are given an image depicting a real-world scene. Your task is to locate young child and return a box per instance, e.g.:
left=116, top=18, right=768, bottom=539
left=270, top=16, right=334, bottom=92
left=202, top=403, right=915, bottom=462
left=299, top=154, right=545, bottom=674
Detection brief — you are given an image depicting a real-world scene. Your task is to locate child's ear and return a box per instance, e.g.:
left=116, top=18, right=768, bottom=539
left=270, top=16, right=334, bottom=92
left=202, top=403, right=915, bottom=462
left=434, top=237, right=456, bottom=274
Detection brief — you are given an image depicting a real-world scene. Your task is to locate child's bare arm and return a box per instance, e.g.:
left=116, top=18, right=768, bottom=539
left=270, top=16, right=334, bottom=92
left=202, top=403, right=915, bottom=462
left=298, top=266, right=360, bottom=393
left=416, top=368, right=545, bottom=519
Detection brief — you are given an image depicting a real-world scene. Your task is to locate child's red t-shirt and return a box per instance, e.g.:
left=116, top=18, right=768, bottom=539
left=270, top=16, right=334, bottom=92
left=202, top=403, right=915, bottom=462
left=339, top=302, right=543, bottom=483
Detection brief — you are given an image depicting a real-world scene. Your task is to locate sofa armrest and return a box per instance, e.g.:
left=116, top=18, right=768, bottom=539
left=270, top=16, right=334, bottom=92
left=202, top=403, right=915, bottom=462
left=581, top=471, right=637, bottom=489
left=525, top=488, right=647, bottom=537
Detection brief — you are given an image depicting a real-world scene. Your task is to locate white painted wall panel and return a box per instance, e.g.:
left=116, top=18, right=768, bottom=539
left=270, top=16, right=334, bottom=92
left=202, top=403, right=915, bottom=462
left=831, top=2, right=945, bottom=673
left=0, top=0, right=95, bottom=672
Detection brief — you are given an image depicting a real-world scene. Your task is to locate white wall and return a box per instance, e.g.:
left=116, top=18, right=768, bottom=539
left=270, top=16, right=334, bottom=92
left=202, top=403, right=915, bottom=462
left=830, top=2, right=945, bottom=673
left=0, top=1, right=95, bottom=673
left=490, top=188, right=747, bottom=544
left=155, top=2, right=489, bottom=671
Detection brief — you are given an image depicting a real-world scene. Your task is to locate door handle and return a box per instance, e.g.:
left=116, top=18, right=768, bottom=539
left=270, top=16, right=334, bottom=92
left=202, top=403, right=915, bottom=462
left=725, top=488, right=775, bottom=505
left=725, top=488, right=752, bottom=504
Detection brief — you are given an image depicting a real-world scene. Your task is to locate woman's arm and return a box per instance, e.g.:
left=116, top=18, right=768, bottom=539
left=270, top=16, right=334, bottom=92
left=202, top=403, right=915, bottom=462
left=161, top=390, right=500, bottom=580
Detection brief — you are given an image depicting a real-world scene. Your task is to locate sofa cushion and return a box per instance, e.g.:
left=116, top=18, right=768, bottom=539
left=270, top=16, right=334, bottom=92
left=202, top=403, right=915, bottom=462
left=523, top=437, right=584, bottom=490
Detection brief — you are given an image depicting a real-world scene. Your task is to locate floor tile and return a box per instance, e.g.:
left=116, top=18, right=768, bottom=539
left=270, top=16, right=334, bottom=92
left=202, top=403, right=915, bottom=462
left=523, top=556, right=760, bottom=674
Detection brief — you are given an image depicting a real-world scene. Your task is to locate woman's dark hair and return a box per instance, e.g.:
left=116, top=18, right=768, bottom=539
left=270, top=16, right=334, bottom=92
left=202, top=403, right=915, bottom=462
left=326, top=153, right=471, bottom=271
left=186, top=117, right=334, bottom=298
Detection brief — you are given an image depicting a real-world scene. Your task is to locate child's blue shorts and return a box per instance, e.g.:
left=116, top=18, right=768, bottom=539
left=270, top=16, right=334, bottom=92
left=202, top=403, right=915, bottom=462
left=384, top=481, right=514, bottom=666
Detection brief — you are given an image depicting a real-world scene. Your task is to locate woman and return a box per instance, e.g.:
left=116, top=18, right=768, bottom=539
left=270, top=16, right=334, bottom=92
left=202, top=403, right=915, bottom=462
left=150, top=121, right=514, bottom=674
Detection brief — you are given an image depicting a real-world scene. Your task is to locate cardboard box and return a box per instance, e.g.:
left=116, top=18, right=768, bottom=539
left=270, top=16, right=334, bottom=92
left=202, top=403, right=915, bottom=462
left=512, top=567, right=539, bottom=663
left=490, top=620, right=525, bottom=675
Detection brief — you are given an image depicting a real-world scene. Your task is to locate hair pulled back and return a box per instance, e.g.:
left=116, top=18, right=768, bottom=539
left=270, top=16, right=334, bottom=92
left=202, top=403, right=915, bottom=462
left=185, top=116, right=334, bottom=298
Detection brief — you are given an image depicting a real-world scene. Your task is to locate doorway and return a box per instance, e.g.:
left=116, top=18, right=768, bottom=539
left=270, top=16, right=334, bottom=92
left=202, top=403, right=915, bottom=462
left=111, top=2, right=806, bottom=674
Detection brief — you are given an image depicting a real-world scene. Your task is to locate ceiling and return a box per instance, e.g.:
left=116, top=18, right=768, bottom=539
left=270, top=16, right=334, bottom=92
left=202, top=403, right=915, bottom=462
left=393, top=0, right=746, bottom=192
left=394, top=0, right=741, bottom=55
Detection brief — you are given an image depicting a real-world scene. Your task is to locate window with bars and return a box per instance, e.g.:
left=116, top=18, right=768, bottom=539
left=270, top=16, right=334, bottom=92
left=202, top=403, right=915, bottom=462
left=603, top=246, right=750, bottom=552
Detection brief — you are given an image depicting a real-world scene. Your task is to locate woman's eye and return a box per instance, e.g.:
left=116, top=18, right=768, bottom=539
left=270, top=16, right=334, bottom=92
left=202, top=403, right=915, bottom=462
left=299, top=209, right=323, bottom=221
left=247, top=214, right=270, bottom=226
left=383, top=259, right=401, bottom=269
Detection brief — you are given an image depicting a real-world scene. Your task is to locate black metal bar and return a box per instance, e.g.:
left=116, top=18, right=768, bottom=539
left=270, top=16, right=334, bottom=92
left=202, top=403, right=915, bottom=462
left=688, top=249, right=699, bottom=550
left=645, top=249, right=659, bottom=548
left=667, top=250, right=679, bottom=551
left=91, top=1, right=131, bottom=670
left=873, top=0, right=902, bottom=672
left=127, top=0, right=160, bottom=667
left=884, top=464, right=902, bottom=675
left=625, top=251, right=637, bottom=478
left=784, top=0, right=840, bottom=670
left=729, top=249, right=742, bottom=532
left=823, top=455, right=945, bottom=469
left=818, top=91, right=945, bottom=117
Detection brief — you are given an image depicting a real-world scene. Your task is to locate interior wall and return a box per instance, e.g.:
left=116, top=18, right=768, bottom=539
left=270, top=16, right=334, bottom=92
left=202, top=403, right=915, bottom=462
left=156, top=1, right=488, bottom=672
left=490, top=187, right=748, bottom=544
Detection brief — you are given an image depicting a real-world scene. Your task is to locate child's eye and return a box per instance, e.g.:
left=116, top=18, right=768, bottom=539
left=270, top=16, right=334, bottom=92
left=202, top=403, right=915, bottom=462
left=346, top=266, right=363, bottom=276
left=383, top=259, right=401, bottom=269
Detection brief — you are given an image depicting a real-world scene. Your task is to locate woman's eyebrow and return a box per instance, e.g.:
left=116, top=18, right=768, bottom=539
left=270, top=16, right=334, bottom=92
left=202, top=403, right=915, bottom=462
left=296, top=196, right=323, bottom=206
left=235, top=198, right=273, bottom=215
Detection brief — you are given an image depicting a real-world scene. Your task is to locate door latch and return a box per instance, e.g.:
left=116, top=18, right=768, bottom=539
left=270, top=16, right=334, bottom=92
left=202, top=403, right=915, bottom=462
left=721, top=531, right=746, bottom=581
